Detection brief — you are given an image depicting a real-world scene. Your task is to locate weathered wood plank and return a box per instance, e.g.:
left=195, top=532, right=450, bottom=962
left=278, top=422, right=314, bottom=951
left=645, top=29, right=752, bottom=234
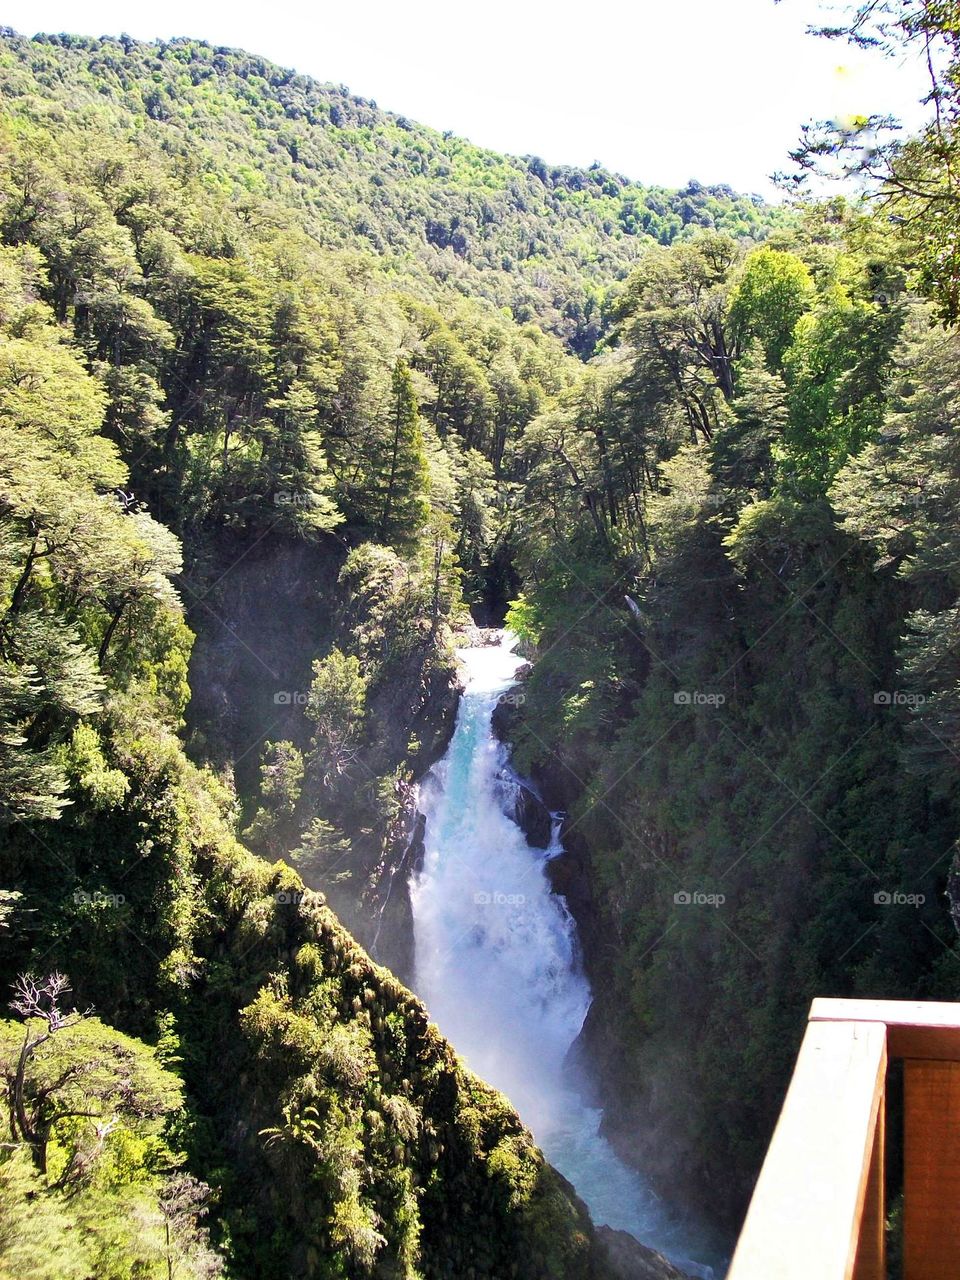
left=904, top=1059, right=960, bottom=1280
left=727, top=1020, right=887, bottom=1280
left=852, top=1100, right=885, bottom=1280
left=811, top=998, right=960, bottom=1025
left=811, top=998, right=960, bottom=1060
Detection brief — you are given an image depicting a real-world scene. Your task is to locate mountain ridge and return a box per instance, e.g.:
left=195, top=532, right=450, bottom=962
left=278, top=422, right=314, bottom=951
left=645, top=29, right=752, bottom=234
left=0, top=28, right=783, bottom=353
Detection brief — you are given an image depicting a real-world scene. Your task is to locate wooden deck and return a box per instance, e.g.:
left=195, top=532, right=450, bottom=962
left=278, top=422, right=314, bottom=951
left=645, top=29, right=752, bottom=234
left=728, top=998, right=960, bottom=1280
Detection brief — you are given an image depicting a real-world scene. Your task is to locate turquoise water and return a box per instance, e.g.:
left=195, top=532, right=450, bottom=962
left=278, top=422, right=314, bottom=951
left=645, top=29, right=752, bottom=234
left=410, top=635, right=716, bottom=1275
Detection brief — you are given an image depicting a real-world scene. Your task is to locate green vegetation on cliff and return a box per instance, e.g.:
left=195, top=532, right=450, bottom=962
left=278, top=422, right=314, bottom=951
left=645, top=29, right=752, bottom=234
left=504, top=9, right=960, bottom=1223
left=0, top=229, right=609, bottom=1278
left=0, top=29, right=627, bottom=1279
left=6, top=3, right=960, bottom=1272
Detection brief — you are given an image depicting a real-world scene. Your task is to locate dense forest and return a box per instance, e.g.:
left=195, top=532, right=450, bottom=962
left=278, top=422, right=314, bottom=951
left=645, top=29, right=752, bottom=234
left=2, top=4, right=960, bottom=1277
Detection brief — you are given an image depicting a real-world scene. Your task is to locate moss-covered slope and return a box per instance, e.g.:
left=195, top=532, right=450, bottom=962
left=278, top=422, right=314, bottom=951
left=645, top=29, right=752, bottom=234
left=181, top=849, right=612, bottom=1279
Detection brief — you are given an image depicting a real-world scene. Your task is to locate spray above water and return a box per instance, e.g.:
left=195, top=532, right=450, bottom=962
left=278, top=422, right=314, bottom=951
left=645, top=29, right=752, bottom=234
left=410, top=631, right=715, bottom=1275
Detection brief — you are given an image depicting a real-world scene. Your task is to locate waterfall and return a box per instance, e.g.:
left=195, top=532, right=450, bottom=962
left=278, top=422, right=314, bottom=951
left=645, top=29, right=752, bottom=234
left=410, top=631, right=715, bottom=1276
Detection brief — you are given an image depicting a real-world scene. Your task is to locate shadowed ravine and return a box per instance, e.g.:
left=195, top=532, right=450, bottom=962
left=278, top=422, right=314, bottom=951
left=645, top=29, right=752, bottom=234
left=410, top=633, right=717, bottom=1277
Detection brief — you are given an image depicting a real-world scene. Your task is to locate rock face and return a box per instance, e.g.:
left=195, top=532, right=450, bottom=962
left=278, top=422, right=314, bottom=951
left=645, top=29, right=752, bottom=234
left=490, top=674, right=530, bottom=740
left=187, top=518, right=464, bottom=986
left=185, top=533, right=345, bottom=789
left=514, top=780, right=554, bottom=848
left=597, top=1228, right=698, bottom=1280
left=365, top=800, right=427, bottom=984
left=494, top=770, right=554, bottom=849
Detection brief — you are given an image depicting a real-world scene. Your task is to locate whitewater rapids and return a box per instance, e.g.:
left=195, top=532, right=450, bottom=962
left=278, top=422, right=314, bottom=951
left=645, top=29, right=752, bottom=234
left=410, top=632, right=713, bottom=1273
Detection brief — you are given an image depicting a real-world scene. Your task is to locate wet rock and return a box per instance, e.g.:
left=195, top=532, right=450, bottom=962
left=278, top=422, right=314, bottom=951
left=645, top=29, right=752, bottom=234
left=512, top=782, right=553, bottom=849
left=546, top=820, right=599, bottom=959
left=366, top=798, right=426, bottom=985
left=597, top=1227, right=698, bottom=1280
left=490, top=696, right=515, bottom=742
left=455, top=625, right=504, bottom=647
left=406, top=808, right=427, bottom=877
left=493, top=767, right=553, bottom=850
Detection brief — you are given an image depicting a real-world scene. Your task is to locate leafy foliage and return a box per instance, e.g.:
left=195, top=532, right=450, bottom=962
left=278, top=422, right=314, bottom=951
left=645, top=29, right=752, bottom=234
left=6, top=11, right=960, bottom=1270
left=0, top=974, right=222, bottom=1279
left=505, top=201, right=960, bottom=1231
left=0, top=31, right=783, bottom=352
left=0, top=32, right=626, bottom=1278
left=784, top=0, right=960, bottom=319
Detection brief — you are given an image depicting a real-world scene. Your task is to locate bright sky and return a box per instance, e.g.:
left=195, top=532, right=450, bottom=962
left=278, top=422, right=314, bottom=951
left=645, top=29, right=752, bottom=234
left=1, top=0, right=932, bottom=196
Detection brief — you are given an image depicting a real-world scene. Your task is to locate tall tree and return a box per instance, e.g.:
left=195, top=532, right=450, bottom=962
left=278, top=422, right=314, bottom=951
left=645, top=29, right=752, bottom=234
left=377, top=359, right=429, bottom=545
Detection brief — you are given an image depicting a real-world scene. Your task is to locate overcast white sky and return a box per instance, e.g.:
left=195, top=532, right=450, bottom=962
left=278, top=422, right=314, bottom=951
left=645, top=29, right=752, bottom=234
left=1, top=0, right=931, bottom=196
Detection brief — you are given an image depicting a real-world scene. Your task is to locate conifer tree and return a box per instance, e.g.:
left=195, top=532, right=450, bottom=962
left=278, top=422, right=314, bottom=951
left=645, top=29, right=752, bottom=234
left=377, top=359, right=429, bottom=546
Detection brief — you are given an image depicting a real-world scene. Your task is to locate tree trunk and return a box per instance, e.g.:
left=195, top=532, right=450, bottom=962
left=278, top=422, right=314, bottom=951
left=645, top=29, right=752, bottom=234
left=6, top=534, right=40, bottom=617
left=98, top=605, right=125, bottom=669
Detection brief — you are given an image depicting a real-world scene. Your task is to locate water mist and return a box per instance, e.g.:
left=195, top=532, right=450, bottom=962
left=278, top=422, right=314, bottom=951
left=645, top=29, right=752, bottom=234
left=410, top=633, right=716, bottom=1276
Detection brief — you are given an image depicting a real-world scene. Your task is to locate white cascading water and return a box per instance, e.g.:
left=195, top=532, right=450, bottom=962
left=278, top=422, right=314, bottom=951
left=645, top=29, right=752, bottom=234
left=410, top=632, right=714, bottom=1277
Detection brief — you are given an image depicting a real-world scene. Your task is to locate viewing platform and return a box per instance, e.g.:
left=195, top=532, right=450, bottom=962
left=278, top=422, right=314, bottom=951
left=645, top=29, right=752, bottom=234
left=728, top=998, right=960, bottom=1280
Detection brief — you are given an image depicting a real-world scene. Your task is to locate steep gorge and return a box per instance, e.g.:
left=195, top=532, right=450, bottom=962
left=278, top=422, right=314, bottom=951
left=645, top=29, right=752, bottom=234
left=4, top=16, right=960, bottom=1280
left=0, top=27, right=773, bottom=1278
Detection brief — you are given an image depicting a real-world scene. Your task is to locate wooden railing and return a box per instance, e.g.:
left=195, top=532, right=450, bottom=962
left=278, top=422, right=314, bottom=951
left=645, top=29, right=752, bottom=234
left=728, top=998, right=960, bottom=1280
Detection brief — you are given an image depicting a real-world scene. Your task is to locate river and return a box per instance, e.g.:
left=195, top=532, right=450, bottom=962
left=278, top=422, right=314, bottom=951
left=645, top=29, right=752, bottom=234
left=409, top=632, right=715, bottom=1277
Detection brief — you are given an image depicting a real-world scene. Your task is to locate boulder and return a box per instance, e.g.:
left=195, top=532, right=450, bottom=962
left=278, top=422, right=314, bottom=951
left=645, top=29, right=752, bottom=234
left=513, top=781, right=553, bottom=849
left=597, top=1226, right=701, bottom=1280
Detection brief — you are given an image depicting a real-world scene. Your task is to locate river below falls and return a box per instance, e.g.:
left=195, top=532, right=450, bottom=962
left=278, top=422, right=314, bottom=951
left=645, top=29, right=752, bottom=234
left=409, top=632, right=718, bottom=1277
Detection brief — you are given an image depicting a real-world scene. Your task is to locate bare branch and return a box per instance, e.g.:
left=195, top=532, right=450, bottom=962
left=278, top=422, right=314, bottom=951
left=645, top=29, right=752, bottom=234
left=9, top=971, right=91, bottom=1031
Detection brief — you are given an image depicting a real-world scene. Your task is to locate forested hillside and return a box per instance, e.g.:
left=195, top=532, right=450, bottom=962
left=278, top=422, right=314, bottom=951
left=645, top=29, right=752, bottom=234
left=503, top=214, right=960, bottom=1226
left=0, top=145, right=621, bottom=1280
left=0, top=30, right=781, bottom=353
left=0, top=27, right=643, bottom=1280
left=502, top=8, right=960, bottom=1228
left=0, top=21, right=767, bottom=1280
left=2, top=7, right=960, bottom=1278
